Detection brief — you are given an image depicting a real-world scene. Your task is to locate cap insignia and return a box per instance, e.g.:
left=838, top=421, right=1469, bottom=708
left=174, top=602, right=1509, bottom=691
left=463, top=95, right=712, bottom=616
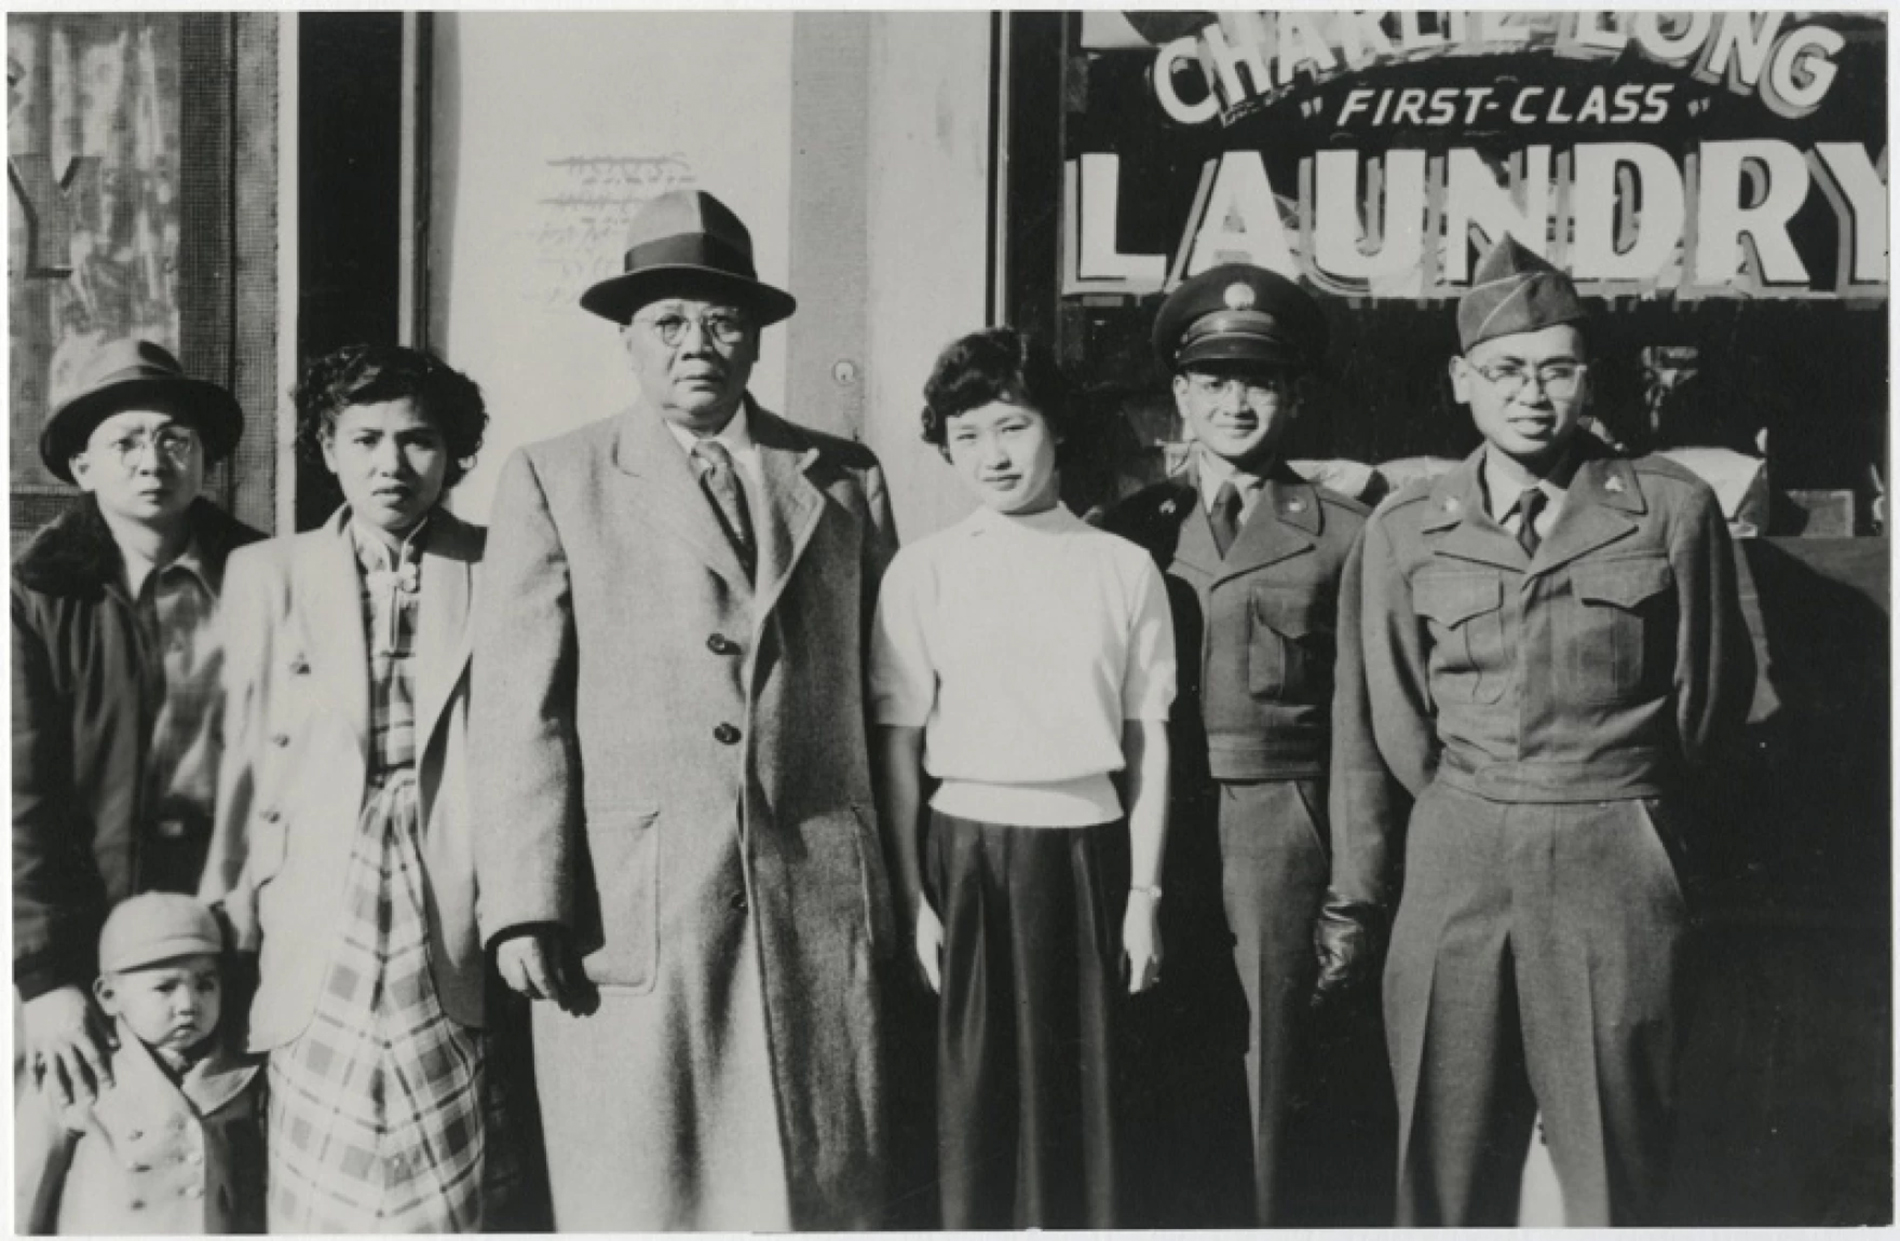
left=1223, top=282, right=1257, bottom=311
left=1604, top=474, right=1624, bottom=493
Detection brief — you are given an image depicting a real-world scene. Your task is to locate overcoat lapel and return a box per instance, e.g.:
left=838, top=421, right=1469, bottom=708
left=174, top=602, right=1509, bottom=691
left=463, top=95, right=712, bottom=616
left=749, top=409, right=825, bottom=629
left=295, top=512, right=371, bottom=746
left=415, top=513, right=475, bottom=753
left=611, top=408, right=751, bottom=592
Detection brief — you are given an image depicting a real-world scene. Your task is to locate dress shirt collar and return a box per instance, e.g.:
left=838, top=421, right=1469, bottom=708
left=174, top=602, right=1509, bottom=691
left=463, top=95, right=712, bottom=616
left=1481, top=442, right=1579, bottom=525
left=121, top=534, right=210, bottom=601
left=664, top=401, right=755, bottom=462
left=1195, top=446, right=1270, bottom=513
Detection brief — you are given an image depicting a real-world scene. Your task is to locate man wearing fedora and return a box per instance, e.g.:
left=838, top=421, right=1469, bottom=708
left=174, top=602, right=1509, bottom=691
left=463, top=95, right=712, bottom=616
left=473, top=190, right=901, bottom=1229
left=13, top=339, right=261, bottom=1114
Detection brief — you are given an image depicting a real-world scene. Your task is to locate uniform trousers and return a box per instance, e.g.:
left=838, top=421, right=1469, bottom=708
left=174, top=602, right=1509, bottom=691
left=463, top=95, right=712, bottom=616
left=925, top=809, right=1129, bottom=1230
left=1386, top=781, right=1690, bottom=1227
left=1213, top=778, right=1330, bottom=1224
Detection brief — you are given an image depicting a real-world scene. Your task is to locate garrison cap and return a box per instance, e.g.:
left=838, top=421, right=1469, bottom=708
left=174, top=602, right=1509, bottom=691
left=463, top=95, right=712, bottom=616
left=98, top=894, right=223, bottom=974
left=1457, top=233, right=1588, bottom=351
left=1152, top=264, right=1327, bottom=373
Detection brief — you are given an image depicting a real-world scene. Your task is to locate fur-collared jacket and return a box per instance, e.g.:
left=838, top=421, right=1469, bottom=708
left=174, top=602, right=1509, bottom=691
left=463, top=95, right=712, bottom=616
left=12, top=497, right=263, bottom=998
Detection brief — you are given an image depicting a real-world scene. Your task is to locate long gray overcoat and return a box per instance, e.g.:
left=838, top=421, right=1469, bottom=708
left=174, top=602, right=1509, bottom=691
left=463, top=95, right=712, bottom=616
left=471, top=399, right=900, bottom=1230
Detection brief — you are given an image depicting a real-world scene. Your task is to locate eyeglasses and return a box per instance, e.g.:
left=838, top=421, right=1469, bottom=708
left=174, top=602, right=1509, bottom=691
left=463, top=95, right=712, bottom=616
left=1187, top=371, right=1292, bottom=402
left=1471, top=360, right=1587, bottom=398
left=631, top=311, right=752, bottom=349
left=91, top=426, right=199, bottom=468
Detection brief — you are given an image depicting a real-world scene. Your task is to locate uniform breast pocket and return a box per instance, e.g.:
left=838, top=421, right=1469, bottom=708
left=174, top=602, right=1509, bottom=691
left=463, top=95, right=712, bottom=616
left=1566, top=557, right=1674, bottom=703
left=578, top=808, right=661, bottom=994
left=1413, top=572, right=1509, bottom=704
left=1247, top=585, right=1332, bottom=702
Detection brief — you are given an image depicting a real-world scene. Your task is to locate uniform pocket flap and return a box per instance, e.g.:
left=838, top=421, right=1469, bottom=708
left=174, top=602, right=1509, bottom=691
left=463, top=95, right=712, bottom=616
left=1413, top=573, right=1503, bottom=627
left=1250, top=585, right=1330, bottom=640
left=1574, top=558, right=1673, bottom=609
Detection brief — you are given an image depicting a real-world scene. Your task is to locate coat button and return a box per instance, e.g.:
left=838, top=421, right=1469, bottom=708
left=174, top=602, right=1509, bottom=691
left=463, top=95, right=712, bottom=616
left=185, top=1150, right=204, bottom=1166
left=260, top=809, right=280, bottom=824
left=270, top=732, right=290, bottom=747
left=128, top=1160, right=150, bottom=1172
left=183, top=1184, right=204, bottom=1199
left=707, top=633, right=737, bottom=655
left=129, top=1198, right=145, bottom=1211
left=713, top=723, right=741, bottom=745
left=127, top=1129, right=143, bottom=1141
left=730, top=891, right=749, bottom=912
left=290, top=657, right=309, bottom=674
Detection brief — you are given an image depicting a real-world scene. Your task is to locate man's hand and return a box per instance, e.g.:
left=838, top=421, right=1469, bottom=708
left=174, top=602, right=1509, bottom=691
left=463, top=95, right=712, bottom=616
left=1311, top=901, right=1384, bottom=1012
left=914, top=903, right=945, bottom=994
left=1123, top=893, right=1163, bottom=996
left=495, top=926, right=587, bottom=1015
left=23, top=985, right=115, bottom=1109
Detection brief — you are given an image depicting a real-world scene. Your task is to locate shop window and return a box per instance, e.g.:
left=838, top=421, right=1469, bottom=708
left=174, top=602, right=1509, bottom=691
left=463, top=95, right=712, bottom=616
left=8, top=12, right=279, bottom=539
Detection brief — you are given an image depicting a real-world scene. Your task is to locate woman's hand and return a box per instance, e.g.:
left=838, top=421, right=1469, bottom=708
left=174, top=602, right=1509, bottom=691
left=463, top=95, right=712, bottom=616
left=914, top=902, right=945, bottom=994
left=1123, top=893, right=1163, bottom=995
left=23, top=985, right=115, bottom=1109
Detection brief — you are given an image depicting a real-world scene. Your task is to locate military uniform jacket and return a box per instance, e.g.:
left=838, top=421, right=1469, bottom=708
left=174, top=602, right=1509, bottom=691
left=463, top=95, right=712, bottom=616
left=1327, top=439, right=1755, bottom=913
left=14, top=1019, right=266, bottom=1234
left=1099, top=462, right=1368, bottom=782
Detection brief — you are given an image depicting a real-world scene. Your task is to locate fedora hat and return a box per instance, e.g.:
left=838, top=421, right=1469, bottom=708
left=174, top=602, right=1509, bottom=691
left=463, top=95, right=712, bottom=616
left=580, top=190, right=797, bottom=327
left=41, top=338, right=243, bottom=484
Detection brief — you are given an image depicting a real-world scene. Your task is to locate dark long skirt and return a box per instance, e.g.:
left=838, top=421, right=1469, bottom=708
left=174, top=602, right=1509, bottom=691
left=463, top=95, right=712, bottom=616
left=926, top=809, right=1128, bottom=1230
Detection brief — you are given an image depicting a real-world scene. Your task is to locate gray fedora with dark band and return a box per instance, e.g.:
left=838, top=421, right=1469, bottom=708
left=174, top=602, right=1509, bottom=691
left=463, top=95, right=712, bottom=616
left=40, top=338, right=243, bottom=484
left=580, top=190, right=797, bottom=327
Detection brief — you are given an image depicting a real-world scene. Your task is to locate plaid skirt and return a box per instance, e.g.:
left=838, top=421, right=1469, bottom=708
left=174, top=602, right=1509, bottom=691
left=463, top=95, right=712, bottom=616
left=266, top=771, right=485, bottom=1233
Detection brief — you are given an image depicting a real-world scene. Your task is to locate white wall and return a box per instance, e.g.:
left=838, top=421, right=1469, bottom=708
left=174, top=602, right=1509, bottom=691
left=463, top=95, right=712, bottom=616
left=428, top=12, right=795, bottom=521
left=863, top=12, right=994, bottom=541
left=425, top=11, right=992, bottom=539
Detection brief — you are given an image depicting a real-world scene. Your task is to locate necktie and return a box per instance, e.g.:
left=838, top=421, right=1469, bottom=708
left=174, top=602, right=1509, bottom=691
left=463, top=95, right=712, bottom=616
left=692, top=439, right=757, bottom=581
left=1210, top=481, right=1243, bottom=558
left=1513, top=487, right=1548, bottom=558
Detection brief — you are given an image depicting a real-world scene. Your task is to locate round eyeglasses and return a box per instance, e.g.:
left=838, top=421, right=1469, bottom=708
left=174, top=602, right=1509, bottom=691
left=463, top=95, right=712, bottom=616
left=1186, top=371, right=1292, bottom=403
left=631, top=311, right=752, bottom=349
left=92, top=426, right=200, bottom=469
left=1472, top=360, right=1587, bottom=399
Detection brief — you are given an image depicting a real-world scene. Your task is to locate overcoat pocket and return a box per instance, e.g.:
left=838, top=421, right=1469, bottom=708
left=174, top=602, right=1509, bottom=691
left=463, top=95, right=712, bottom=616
left=579, top=808, right=661, bottom=994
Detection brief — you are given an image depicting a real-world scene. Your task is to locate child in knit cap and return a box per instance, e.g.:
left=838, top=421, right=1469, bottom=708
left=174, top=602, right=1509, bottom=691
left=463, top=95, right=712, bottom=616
left=14, top=893, right=265, bottom=1234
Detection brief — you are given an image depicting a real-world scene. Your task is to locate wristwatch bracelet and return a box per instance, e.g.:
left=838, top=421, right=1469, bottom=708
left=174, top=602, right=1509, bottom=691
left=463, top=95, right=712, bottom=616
left=1129, top=884, right=1163, bottom=903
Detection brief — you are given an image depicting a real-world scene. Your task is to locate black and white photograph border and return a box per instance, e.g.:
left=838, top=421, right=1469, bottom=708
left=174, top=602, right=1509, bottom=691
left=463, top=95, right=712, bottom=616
left=6, top=5, right=1891, bottom=1233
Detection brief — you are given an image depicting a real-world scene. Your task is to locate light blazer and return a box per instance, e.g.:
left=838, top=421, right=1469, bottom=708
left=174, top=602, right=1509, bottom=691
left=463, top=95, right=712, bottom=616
left=200, top=508, right=486, bottom=1049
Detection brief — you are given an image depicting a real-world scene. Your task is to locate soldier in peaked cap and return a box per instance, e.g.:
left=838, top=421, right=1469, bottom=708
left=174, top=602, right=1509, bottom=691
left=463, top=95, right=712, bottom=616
left=472, top=190, right=900, bottom=1229
left=1098, top=264, right=1385, bottom=1226
left=1317, top=234, right=1754, bottom=1225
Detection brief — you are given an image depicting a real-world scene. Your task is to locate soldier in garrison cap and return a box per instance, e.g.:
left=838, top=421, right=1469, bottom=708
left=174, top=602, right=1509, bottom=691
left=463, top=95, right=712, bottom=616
left=1317, top=234, right=1755, bottom=1225
left=1097, top=264, right=1384, bottom=1226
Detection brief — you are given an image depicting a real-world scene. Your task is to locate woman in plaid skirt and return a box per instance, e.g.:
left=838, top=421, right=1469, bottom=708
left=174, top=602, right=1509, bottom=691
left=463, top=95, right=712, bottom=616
left=201, top=346, right=500, bottom=1231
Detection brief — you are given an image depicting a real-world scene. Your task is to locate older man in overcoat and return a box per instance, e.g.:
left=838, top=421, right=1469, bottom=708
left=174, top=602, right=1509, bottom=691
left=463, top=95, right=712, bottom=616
left=472, top=191, right=901, bottom=1230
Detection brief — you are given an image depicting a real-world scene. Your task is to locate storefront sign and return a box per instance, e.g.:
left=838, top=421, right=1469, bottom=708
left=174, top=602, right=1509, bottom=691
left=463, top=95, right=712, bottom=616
left=1065, top=11, right=1887, bottom=301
